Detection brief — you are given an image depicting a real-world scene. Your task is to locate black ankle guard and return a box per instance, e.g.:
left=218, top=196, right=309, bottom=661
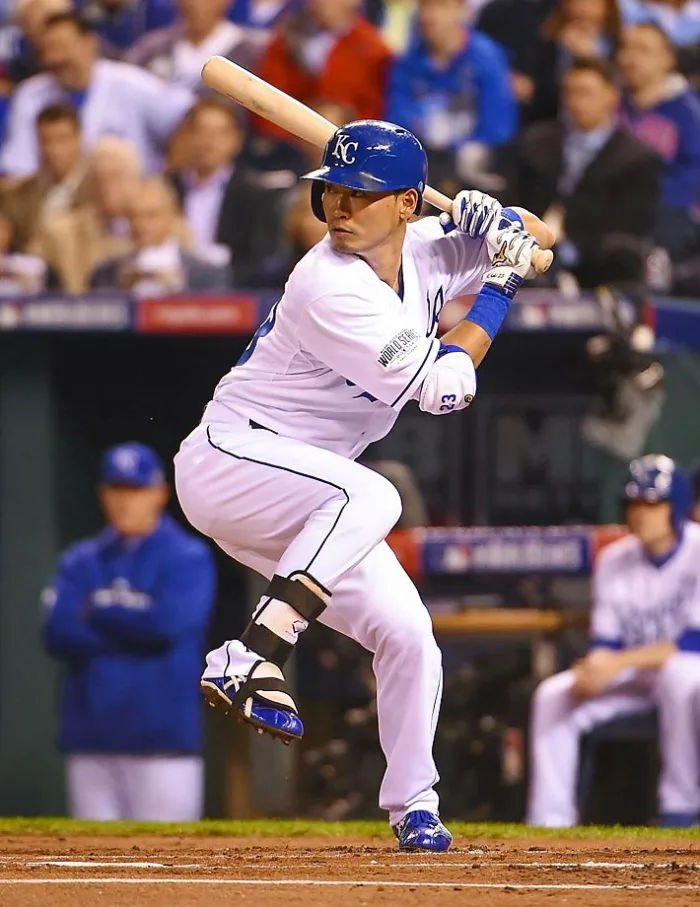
left=240, top=623, right=294, bottom=666
left=266, top=573, right=328, bottom=620
left=241, top=573, right=328, bottom=666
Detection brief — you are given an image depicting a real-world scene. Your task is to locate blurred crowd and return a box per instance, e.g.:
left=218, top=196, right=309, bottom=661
left=0, top=0, right=699, bottom=299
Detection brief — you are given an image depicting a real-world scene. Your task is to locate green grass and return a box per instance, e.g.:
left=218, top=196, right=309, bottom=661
left=0, top=817, right=698, bottom=839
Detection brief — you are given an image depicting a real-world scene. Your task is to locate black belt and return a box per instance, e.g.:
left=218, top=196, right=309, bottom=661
left=249, top=419, right=277, bottom=434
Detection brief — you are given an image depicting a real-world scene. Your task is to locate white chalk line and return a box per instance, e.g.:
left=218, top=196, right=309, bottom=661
left=27, top=861, right=203, bottom=869
left=0, top=878, right=698, bottom=891
left=384, top=861, right=700, bottom=870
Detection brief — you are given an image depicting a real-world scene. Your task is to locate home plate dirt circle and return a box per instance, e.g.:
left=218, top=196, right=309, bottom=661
left=1, top=834, right=700, bottom=906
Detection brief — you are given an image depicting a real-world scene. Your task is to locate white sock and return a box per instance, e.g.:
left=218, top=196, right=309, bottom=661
left=202, top=640, right=260, bottom=678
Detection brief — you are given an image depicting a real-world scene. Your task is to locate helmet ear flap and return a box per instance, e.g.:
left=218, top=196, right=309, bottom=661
left=310, top=181, right=326, bottom=222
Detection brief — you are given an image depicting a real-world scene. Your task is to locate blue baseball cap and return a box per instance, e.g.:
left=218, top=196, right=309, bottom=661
left=101, top=442, right=165, bottom=487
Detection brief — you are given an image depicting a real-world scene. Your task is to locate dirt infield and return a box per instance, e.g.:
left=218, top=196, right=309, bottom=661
left=1, top=832, right=700, bottom=906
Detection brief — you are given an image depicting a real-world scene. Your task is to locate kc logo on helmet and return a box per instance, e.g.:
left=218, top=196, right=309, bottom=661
left=332, top=133, right=359, bottom=165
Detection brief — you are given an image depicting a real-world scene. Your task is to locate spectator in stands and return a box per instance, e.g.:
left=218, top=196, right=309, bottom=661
left=514, top=0, right=622, bottom=125
left=0, top=102, right=85, bottom=252
left=386, top=0, right=516, bottom=193
left=228, top=0, right=297, bottom=29
left=33, top=136, right=140, bottom=290
left=43, top=442, right=216, bottom=821
left=619, top=0, right=700, bottom=47
left=172, top=97, right=294, bottom=287
left=618, top=22, right=700, bottom=261
left=476, top=0, right=555, bottom=115
left=253, top=0, right=391, bottom=141
left=0, top=11, right=193, bottom=177
left=0, top=211, right=50, bottom=293
left=510, top=57, right=661, bottom=289
left=282, top=183, right=327, bottom=267
left=8, top=0, right=72, bottom=85
left=126, top=0, right=267, bottom=92
left=90, top=176, right=232, bottom=294
left=77, top=0, right=179, bottom=50
left=171, top=98, right=243, bottom=262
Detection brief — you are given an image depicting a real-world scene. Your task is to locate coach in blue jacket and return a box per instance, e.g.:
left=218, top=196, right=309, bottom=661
left=44, top=442, right=216, bottom=821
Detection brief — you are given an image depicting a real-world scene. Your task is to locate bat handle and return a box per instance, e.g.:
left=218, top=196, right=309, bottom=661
left=423, top=185, right=554, bottom=277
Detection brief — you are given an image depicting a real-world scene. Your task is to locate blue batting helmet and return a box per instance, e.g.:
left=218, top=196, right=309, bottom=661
left=300, top=120, right=428, bottom=222
left=622, top=454, right=692, bottom=526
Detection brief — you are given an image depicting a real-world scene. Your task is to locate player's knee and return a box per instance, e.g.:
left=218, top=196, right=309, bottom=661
left=532, top=670, right=574, bottom=711
left=657, top=653, right=700, bottom=699
left=357, top=470, right=402, bottom=536
left=380, top=606, right=437, bottom=661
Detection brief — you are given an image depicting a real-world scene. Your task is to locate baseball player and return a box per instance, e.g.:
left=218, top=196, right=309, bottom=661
left=528, top=454, right=700, bottom=828
left=174, top=119, right=553, bottom=851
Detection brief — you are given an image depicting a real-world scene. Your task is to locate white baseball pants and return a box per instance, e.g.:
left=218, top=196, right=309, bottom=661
left=527, top=653, right=700, bottom=826
left=174, top=419, right=443, bottom=826
left=67, top=754, right=204, bottom=820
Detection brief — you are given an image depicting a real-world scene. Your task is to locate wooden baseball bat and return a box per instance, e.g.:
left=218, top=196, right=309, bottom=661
left=201, top=55, right=553, bottom=274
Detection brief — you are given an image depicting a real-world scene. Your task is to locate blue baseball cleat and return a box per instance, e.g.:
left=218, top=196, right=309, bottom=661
left=658, top=812, right=698, bottom=828
left=393, top=810, right=453, bottom=852
left=201, top=659, right=304, bottom=745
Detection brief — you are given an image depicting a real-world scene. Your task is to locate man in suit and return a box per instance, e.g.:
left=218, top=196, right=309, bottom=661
left=172, top=96, right=295, bottom=288
left=90, top=176, right=231, bottom=294
left=510, top=56, right=661, bottom=289
left=0, top=102, right=86, bottom=252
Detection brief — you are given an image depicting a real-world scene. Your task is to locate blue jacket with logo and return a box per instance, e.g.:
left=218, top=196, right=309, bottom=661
left=43, top=514, right=216, bottom=755
left=386, top=29, right=517, bottom=150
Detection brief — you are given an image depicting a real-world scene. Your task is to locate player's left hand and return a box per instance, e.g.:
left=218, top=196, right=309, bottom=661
left=572, top=649, right=622, bottom=699
left=441, top=190, right=502, bottom=238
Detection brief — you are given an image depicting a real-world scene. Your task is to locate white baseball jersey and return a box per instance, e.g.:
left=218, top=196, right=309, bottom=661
left=203, top=217, right=490, bottom=459
left=591, top=522, right=700, bottom=648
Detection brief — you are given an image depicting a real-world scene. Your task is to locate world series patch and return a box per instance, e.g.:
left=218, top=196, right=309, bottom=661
left=378, top=328, right=421, bottom=367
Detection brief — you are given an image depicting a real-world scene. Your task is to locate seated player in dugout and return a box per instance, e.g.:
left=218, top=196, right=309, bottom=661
left=174, top=119, right=555, bottom=851
left=528, top=455, right=700, bottom=828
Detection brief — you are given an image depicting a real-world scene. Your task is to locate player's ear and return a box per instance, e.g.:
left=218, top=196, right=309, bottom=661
left=399, top=189, right=419, bottom=222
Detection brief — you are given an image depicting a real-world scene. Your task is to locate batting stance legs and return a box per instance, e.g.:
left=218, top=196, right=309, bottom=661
left=174, top=420, right=444, bottom=826
left=527, top=655, right=700, bottom=827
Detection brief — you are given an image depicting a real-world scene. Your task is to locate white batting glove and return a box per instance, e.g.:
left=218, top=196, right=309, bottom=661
left=419, top=349, right=476, bottom=416
left=482, top=223, right=540, bottom=297
left=440, top=189, right=503, bottom=238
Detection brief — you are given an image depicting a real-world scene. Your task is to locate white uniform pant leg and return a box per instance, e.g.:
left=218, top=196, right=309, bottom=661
left=527, top=669, right=654, bottom=827
left=121, top=755, right=205, bottom=821
left=67, top=755, right=125, bottom=820
left=653, top=652, right=700, bottom=815
left=212, top=541, right=443, bottom=827
left=174, top=422, right=402, bottom=591
left=323, top=542, right=443, bottom=827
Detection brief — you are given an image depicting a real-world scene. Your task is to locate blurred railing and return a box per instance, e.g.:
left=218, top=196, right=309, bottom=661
left=0, top=288, right=698, bottom=347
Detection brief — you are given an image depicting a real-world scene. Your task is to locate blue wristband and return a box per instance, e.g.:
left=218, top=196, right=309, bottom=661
left=464, top=284, right=511, bottom=341
left=436, top=343, right=468, bottom=360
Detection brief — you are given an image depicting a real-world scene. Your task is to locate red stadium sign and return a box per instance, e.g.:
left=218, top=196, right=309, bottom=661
left=137, top=295, right=259, bottom=334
